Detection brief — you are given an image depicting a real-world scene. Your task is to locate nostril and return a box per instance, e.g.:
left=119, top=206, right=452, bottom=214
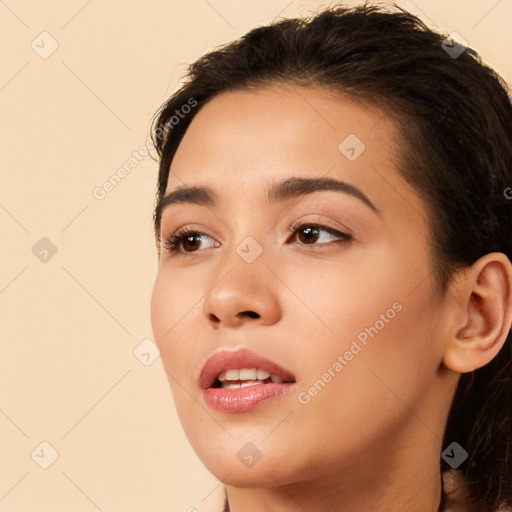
left=208, top=313, right=221, bottom=323
left=242, top=311, right=259, bottom=319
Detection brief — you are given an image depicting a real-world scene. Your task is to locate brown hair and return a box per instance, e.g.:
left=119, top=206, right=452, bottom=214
left=150, top=3, right=512, bottom=510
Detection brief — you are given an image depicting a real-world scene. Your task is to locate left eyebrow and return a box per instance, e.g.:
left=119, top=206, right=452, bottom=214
left=267, top=176, right=379, bottom=213
left=155, top=176, right=380, bottom=222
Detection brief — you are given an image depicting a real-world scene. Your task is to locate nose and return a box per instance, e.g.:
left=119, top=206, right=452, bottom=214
left=202, top=256, right=282, bottom=329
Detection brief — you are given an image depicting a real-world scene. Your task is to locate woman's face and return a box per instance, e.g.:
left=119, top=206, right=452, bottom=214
left=151, top=85, right=453, bottom=487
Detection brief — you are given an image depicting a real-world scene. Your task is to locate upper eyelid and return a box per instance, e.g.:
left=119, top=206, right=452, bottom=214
left=161, top=212, right=353, bottom=237
left=288, top=215, right=353, bottom=236
left=163, top=220, right=348, bottom=240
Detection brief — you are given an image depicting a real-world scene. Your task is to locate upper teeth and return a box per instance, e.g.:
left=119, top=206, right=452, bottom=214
left=217, top=368, right=284, bottom=383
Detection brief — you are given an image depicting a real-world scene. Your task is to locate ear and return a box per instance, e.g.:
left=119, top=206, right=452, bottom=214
left=442, top=252, right=512, bottom=373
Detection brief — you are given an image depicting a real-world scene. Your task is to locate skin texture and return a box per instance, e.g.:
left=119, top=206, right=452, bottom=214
left=150, top=85, right=512, bottom=512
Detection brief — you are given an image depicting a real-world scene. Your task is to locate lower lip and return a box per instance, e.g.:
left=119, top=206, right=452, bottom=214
left=203, top=382, right=294, bottom=413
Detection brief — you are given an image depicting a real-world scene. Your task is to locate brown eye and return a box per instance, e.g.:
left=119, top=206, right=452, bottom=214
left=296, top=226, right=321, bottom=244
left=290, top=224, right=352, bottom=246
left=163, top=230, right=216, bottom=254
left=181, top=233, right=203, bottom=252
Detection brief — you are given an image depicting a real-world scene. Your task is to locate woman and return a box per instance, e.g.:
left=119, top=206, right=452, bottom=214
left=149, top=3, right=512, bottom=511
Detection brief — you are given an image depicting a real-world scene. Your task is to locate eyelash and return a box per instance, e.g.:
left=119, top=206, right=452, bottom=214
left=162, top=221, right=353, bottom=255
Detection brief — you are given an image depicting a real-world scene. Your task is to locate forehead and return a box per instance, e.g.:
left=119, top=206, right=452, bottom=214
left=171, top=86, right=391, bottom=174
left=164, top=85, right=426, bottom=226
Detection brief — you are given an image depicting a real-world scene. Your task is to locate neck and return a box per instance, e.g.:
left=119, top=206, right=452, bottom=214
left=223, top=414, right=446, bottom=512
left=224, top=470, right=443, bottom=512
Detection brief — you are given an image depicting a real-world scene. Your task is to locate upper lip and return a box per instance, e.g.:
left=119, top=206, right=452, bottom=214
left=199, top=347, right=296, bottom=390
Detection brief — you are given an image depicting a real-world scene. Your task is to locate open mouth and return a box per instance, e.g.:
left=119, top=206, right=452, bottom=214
left=210, top=368, right=295, bottom=389
left=199, top=348, right=297, bottom=413
left=204, top=369, right=297, bottom=413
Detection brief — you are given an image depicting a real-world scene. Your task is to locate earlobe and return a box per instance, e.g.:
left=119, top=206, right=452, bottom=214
left=442, top=253, right=512, bottom=374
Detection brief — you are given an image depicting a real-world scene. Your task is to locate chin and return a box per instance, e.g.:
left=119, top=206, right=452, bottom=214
left=213, top=463, right=294, bottom=488
left=199, top=443, right=307, bottom=488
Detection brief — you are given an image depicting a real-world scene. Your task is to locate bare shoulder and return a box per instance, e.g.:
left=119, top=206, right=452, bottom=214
left=442, top=470, right=466, bottom=512
left=442, top=470, right=512, bottom=512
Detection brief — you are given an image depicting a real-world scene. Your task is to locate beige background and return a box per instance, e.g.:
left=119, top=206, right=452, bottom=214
left=1, top=1, right=511, bottom=511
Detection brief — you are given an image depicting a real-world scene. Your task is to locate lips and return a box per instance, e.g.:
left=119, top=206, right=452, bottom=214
left=199, top=347, right=296, bottom=390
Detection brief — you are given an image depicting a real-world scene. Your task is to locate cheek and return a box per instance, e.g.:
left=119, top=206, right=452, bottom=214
left=151, top=262, right=208, bottom=336
left=286, top=248, right=441, bottom=416
left=151, top=271, right=176, bottom=348
left=150, top=274, right=217, bottom=462
left=150, top=268, right=200, bottom=378
left=274, top=247, right=403, bottom=357
left=281, top=288, right=441, bottom=478
left=150, top=271, right=208, bottom=440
